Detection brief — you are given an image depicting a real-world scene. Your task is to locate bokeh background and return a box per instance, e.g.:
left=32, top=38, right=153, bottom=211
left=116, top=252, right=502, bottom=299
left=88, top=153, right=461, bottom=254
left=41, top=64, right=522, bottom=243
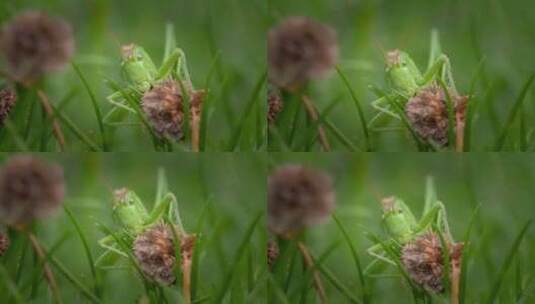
left=269, top=153, right=535, bottom=303
left=0, top=153, right=267, bottom=303
left=267, top=0, right=535, bottom=151
left=0, top=0, right=268, bottom=151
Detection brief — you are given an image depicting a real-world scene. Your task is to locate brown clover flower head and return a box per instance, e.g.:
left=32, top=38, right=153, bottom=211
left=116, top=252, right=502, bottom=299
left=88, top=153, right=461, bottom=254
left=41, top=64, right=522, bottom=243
left=401, top=232, right=464, bottom=294
left=0, top=156, right=65, bottom=226
left=268, top=87, right=283, bottom=125
left=0, top=230, right=9, bottom=257
left=268, top=16, right=338, bottom=90
left=0, top=11, right=75, bottom=82
left=133, top=223, right=176, bottom=286
left=267, top=240, right=279, bottom=270
left=405, top=85, right=450, bottom=147
left=0, top=87, right=17, bottom=125
left=142, top=80, right=204, bottom=141
left=268, top=165, right=335, bottom=237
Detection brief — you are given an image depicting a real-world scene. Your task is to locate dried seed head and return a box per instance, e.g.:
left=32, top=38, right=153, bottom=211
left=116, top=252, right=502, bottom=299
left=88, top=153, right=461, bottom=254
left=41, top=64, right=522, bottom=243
left=0, top=11, right=74, bottom=82
left=401, top=233, right=445, bottom=293
left=133, top=223, right=176, bottom=286
left=268, top=165, right=335, bottom=237
left=267, top=240, right=279, bottom=270
left=0, top=87, right=17, bottom=125
left=142, top=80, right=205, bottom=141
left=405, top=85, right=449, bottom=147
left=268, top=16, right=338, bottom=89
left=268, top=87, right=283, bottom=125
left=0, top=230, right=9, bottom=256
left=0, top=156, right=65, bottom=226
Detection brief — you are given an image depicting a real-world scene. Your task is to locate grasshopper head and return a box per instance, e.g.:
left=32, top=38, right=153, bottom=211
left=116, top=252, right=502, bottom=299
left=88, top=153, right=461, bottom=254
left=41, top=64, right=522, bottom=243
left=112, top=188, right=149, bottom=235
left=385, top=49, right=422, bottom=97
left=381, top=197, right=415, bottom=243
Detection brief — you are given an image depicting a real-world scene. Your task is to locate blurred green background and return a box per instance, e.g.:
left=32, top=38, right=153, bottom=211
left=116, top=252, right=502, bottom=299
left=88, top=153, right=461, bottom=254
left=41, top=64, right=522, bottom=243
left=269, top=153, right=535, bottom=302
left=267, top=0, right=535, bottom=151
left=0, top=153, right=267, bottom=303
left=0, top=0, right=268, bottom=151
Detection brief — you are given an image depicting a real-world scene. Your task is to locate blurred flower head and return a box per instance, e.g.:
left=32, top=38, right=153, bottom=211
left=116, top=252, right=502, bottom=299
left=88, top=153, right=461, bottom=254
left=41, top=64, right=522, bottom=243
left=142, top=80, right=204, bottom=141
left=268, top=16, right=338, bottom=90
left=0, top=156, right=65, bottom=226
left=405, top=85, right=449, bottom=147
left=268, top=165, right=335, bottom=237
left=0, top=230, right=9, bottom=256
left=0, top=11, right=75, bottom=82
left=401, top=232, right=444, bottom=293
left=267, top=87, right=283, bottom=125
left=267, top=239, right=279, bottom=270
left=0, top=87, right=17, bottom=125
left=133, top=223, right=176, bottom=286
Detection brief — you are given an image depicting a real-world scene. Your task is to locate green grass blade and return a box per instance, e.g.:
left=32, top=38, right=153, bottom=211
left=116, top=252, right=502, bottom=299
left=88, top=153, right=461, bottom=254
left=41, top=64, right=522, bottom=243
left=484, top=220, right=532, bottom=303
left=213, top=212, right=262, bottom=303
left=438, top=78, right=457, bottom=149
left=464, top=57, right=486, bottom=151
left=0, top=263, right=24, bottom=304
left=72, top=62, right=108, bottom=151
left=324, top=119, right=361, bottom=151
left=50, top=256, right=102, bottom=304
left=63, top=206, right=100, bottom=296
left=48, top=103, right=101, bottom=151
left=336, top=66, right=371, bottom=150
left=494, top=73, right=535, bottom=150
left=318, top=264, right=362, bottom=304
left=459, top=204, right=480, bottom=304
left=333, top=214, right=369, bottom=303
left=227, top=71, right=266, bottom=151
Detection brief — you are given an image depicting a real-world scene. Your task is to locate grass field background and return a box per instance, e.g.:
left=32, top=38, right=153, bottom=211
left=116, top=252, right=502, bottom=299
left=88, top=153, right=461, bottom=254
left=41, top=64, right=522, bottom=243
left=0, top=0, right=268, bottom=151
left=267, top=0, right=535, bottom=151
left=269, top=153, right=535, bottom=303
left=0, top=153, right=267, bottom=303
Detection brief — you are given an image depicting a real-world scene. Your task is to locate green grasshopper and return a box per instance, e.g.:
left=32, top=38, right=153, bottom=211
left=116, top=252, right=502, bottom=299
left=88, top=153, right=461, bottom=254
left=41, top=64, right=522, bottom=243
left=369, top=30, right=458, bottom=127
left=95, top=169, right=185, bottom=266
left=104, top=24, right=194, bottom=124
left=366, top=177, right=454, bottom=269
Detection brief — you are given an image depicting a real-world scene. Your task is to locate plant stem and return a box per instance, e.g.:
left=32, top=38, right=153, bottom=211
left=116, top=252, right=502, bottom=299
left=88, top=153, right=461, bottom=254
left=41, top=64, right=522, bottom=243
left=181, top=234, right=196, bottom=304
left=297, top=241, right=327, bottom=304
left=300, top=95, right=330, bottom=151
left=190, top=91, right=205, bottom=152
left=36, top=90, right=66, bottom=151
left=450, top=243, right=464, bottom=304
left=27, top=232, right=63, bottom=304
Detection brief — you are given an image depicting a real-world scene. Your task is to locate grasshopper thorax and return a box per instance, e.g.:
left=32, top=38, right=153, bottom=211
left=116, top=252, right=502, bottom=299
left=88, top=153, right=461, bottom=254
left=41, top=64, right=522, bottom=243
left=385, top=49, right=422, bottom=98
left=120, top=44, right=158, bottom=92
left=381, top=197, right=414, bottom=243
left=112, top=188, right=149, bottom=235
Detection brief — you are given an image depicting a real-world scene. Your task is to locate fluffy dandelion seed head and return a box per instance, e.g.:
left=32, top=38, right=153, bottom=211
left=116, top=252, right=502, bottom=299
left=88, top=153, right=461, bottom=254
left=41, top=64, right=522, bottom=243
left=133, top=223, right=176, bottom=286
left=142, top=80, right=185, bottom=141
left=0, top=156, right=65, bottom=226
left=0, top=87, right=17, bottom=125
left=405, top=85, right=450, bottom=147
left=401, top=232, right=445, bottom=294
left=0, top=230, right=9, bottom=256
left=0, top=11, right=74, bottom=82
left=268, top=165, right=335, bottom=237
left=268, top=16, right=338, bottom=90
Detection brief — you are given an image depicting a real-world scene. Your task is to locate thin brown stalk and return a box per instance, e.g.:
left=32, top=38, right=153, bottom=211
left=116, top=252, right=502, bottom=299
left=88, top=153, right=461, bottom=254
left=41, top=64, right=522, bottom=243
left=180, top=234, right=196, bottom=304
left=189, top=91, right=205, bottom=152
left=297, top=241, right=327, bottom=304
left=28, top=232, right=63, bottom=304
left=36, top=90, right=66, bottom=151
left=450, top=243, right=464, bottom=304
left=301, top=95, right=331, bottom=152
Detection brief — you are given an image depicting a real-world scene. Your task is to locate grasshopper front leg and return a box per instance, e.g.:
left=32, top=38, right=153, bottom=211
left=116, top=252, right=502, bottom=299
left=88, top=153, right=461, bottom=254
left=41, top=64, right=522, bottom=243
left=96, top=234, right=128, bottom=267
left=369, top=96, right=401, bottom=126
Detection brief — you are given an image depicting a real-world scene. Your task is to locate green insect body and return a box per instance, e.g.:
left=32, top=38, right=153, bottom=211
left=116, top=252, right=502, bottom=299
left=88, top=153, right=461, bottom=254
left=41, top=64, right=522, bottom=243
left=120, top=44, right=158, bottom=92
left=369, top=30, right=456, bottom=127
left=112, top=188, right=150, bottom=235
left=95, top=170, right=186, bottom=266
left=382, top=209, right=415, bottom=244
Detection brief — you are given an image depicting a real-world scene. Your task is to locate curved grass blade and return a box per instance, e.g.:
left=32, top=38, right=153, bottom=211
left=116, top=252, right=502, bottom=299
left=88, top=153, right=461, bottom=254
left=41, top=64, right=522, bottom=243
left=72, top=62, right=107, bottom=151
left=494, top=73, right=535, bottom=150
left=336, top=66, right=370, bottom=150
left=227, top=71, right=266, bottom=151
left=0, top=263, right=24, bottom=304
left=50, top=256, right=102, bottom=304
left=63, top=206, right=100, bottom=296
left=459, top=204, right=480, bottom=304
left=484, top=220, right=532, bottom=303
left=463, top=57, right=486, bottom=151
left=213, top=212, right=262, bottom=303
left=48, top=103, right=101, bottom=151
left=333, top=214, right=369, bottom=303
